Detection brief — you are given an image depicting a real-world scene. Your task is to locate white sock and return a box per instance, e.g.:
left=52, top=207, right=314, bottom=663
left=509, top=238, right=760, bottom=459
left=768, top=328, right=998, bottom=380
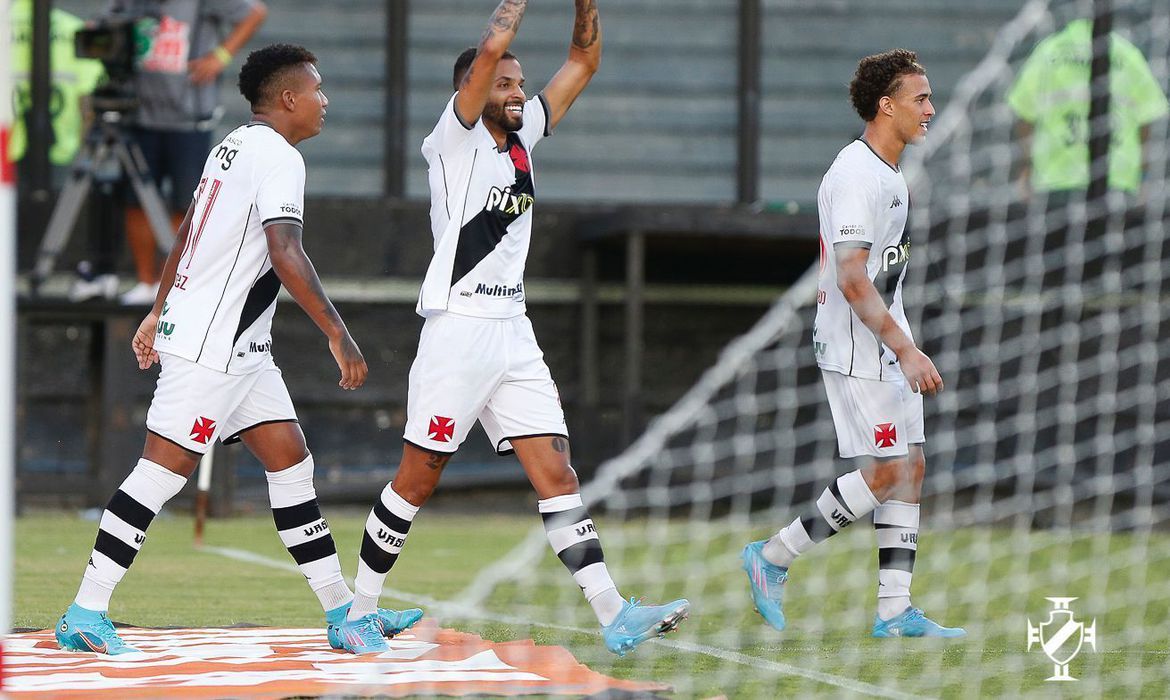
left=266, top=454, right=354, bottom=613
left=349, top=483, right=419, bottom=621
left=874, top=500, right=919, bottom=621
left=75, top=459, right=187, bottom=611
left=538, top=492, right=624, bottom=626
left=763, top=470, right=879, bottom=568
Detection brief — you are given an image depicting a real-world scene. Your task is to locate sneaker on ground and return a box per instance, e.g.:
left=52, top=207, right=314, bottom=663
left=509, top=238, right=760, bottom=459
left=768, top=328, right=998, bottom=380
left=55, top=602, right=140, bottom=655
left=741, top=540, right=788, bottom=631
left=327, top=606, right=424, bottom=650
left=119, top=281, right=160, bottom=305
left=335, top=613, right=390, bottom=654
left=68, top=273, right=119, bottom=302
left=872, top=607, right=967, bottom=638
left=601, top=597, right=690, bottom=656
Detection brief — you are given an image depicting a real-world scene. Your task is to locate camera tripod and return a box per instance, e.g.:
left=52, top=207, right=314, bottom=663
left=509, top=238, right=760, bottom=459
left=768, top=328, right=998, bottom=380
left=30, top=109, right=174, bottom=296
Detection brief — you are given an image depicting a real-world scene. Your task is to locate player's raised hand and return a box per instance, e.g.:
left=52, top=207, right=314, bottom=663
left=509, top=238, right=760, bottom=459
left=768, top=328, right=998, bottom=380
left=329, top=333, right=368, bottom=390
left=900, top=347, right=944, bottom=396
left=132, top=312, right=161, bottom=370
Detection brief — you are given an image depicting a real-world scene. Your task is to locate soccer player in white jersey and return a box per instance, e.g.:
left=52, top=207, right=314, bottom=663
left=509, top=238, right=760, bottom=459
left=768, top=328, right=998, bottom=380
left=741, top=50, right=965, bottom=638
left=337, top=0, right=689, bottom=656
left=54, top=44, right=422, bottom=656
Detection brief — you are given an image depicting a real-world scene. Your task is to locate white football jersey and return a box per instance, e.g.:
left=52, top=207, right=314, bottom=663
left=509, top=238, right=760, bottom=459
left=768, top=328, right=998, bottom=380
left=152, top=122, right=305, bottom=375
left=813, top=139, right=913, bottom=382
left=417, top=93, right=551, bottom=318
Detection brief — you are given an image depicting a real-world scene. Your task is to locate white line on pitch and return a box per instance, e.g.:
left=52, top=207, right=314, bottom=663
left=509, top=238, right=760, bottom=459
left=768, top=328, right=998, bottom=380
left=201, top=545, right=928, bottom=700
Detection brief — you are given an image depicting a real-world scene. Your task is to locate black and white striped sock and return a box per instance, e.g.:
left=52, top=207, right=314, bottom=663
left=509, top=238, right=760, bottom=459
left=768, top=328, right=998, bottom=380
left=266, top=454, right=353, bottom=614
left=763, top=469, right=880, bottom=567
left=74, top=459, right=187, bottom=611
left=874, top=500, right=919, bottom=620
left=539, top=493, right=625, bottom=626
left=349, top=482, right=418, bottom=621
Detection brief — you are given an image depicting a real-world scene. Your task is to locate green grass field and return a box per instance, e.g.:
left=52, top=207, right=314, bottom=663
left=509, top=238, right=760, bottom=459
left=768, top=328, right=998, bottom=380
left=14, top=510, right=1170, bottom=698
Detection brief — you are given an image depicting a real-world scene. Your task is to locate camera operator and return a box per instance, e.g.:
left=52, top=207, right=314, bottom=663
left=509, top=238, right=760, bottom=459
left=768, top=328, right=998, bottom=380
left=110, top=0, right=267, bottom=304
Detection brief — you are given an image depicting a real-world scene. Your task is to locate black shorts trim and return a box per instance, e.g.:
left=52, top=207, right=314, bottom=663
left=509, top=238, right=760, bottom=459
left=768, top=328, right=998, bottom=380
left=495, top=432, right=570, bottom=457
left=402, top=438, right=457, bottom=457
left=146, top=429, right=204, bottom=457
left=222, top=419, right=300, bottom=445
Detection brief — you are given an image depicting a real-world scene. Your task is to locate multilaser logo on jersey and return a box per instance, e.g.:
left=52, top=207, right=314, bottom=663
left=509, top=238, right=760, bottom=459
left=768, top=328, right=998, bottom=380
left=485, top=186, right=533, bottom=217
left=474, top=281, right=524, bottom=300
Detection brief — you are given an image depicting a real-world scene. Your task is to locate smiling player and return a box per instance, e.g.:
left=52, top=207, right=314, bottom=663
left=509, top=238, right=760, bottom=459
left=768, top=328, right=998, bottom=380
left=742, top=49, right=965, bottom=639
left=338, top=0, right=690, bottom=656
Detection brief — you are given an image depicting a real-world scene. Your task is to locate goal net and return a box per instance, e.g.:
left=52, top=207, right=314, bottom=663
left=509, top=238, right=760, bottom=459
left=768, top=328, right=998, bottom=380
left=455, top=0, right=1170, bottom=695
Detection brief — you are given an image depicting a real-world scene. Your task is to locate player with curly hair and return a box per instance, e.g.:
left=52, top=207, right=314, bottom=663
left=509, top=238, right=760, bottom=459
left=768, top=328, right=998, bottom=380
left=53, top=44, right=421, bottom=656
left=740, top=49, right=965, bottom=638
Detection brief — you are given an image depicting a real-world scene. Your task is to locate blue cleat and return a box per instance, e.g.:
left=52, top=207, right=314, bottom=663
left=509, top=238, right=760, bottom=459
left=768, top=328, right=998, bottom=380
left=55, top=603, right=140, bottom=655
left=326, top=604, right=424, bottom=650
left=334, top=613, right=391, bottom=654
left=602, top=597, right=690, bottom=656
left=741, top=540, right=787, bottom=631
left=872, top=607, right=966, bottom=638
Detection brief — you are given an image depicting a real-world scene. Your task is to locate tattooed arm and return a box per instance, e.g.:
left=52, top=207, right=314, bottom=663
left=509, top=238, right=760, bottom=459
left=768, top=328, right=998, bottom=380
left=542, top=0, right=602, bottom=130
left=455, top=0, right=529, bottom=126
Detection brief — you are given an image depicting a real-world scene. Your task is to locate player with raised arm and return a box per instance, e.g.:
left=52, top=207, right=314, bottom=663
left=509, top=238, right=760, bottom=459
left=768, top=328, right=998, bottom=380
left=54, top=44, right=421, bottom=655
left=336, top=0, right=689, bottom=656
left=741, top=50, right=965, bottom=638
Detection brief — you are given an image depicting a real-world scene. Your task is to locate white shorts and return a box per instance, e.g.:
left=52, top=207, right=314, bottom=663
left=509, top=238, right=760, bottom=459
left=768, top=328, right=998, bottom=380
left=821, top=370, right=924, bottom=459
left=404, top=313, right=568, bottom=455
left=145, top=353, right=298, bottom=454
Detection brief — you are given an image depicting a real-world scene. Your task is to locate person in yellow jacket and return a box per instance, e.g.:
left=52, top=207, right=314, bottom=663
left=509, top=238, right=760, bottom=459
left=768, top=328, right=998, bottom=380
left=1008, top=17, right=1169, bottom=197
left=9, top=0, right=105, bottom=168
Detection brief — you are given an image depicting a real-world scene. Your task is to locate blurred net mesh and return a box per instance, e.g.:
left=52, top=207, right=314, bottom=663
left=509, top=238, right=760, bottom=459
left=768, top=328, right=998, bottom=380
left=452, top=1, right=1170, bottom=695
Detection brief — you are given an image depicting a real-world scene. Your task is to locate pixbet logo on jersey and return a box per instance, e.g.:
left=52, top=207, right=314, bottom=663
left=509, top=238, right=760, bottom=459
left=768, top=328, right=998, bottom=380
left=485, top=186, right=533, bottom=216
left=881, top=239, right=911, bottom=272
left=428, top=416, right=455, bottom=443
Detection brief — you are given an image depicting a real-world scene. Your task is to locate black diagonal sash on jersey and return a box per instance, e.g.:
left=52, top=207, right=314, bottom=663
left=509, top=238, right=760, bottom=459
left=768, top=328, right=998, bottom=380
left=449, top=133, right=534, bottom=288
left=233, top=268, right=281, bottom=344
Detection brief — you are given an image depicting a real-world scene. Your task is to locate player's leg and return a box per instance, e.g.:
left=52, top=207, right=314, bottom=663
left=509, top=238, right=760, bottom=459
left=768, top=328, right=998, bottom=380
left=338, top=443, right=445, bottom=653
left=342, top=314, right=498, bottom=653
left=490, top=316, right=688, bottom=655
left=238, top=424, right=357, bottom=618
left=869, top=384, right=964, bottom=638
left=506, top=436, right=690, bottom=656
left=508, top=436, right=623, bottom=623
left=57, top=354, right=233, bottom=654
left=743, top=370, right=895, bottom=631
left=870, top=447, right=962, bottom=638
left=222, top=368, right=353, bottom=618
left=223, top=365, right=424, bottom=649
